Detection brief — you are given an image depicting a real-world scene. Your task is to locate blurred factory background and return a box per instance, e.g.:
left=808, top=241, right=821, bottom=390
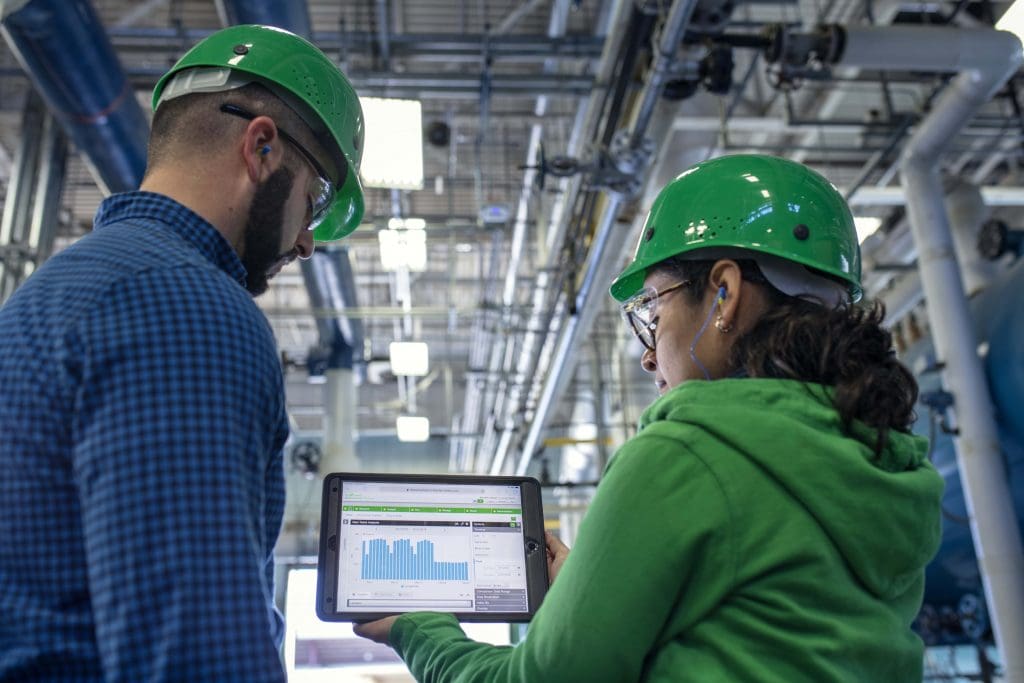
left=3, top=0, right=1024, bottom=680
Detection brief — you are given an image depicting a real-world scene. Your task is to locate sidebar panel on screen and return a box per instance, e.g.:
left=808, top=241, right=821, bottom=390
left=337, top=481, right=529, bottom=615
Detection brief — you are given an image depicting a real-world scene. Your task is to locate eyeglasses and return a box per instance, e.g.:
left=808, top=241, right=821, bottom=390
left=620, top=280, right=692, bottom=352
left=220, top=103, right=335, bottom=231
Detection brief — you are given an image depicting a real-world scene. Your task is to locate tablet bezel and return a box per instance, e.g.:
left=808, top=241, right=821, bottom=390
left=316, top=472, right=548, bottom=623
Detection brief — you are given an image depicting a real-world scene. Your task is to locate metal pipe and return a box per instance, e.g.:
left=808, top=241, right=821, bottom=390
left=839, top=25, right=1020, bottom=72
left=25, top=105, right=67, bottom=269
left=628, top=0, right=702, bottom=148
left=1, top=0, right=149, bottom=194
left=850, top=185, right=1024, bottom=206
left=512, top=0, right=699, bottom=476
left=461, top=0, right=606, bottom=474
left=375, top=0, right=391, bottom=67
left=513, top=193, right=625, bottom=475
left=300, top=247, right=364, bottom=374
left=214, top=0, right=311, bottom=37
left=481, top=0, right=633, bottom=474
left=838, top=23, right=1024, bottom=678
left=0, top=90, right=43, bottom=302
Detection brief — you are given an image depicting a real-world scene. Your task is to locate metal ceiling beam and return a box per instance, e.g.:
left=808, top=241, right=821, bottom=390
left=106, top=28, right=604, bottom=60
left=0, top=68, right=596, bottom=97
left=848, top=185, right=1024, bottom=206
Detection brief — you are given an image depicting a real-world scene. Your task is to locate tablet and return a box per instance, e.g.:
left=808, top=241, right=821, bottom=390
left=316, top=472, right=548, bottom=622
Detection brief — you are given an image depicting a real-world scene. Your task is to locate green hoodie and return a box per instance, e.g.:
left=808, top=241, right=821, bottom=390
left=390, top=379, right=945, bottom=682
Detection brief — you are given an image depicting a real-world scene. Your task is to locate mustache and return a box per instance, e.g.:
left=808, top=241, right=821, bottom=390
left=274, top=247, right=302, bottom=267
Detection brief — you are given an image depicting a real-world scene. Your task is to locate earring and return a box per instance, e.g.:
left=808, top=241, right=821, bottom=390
left=715, top=315, right=733, bottom=333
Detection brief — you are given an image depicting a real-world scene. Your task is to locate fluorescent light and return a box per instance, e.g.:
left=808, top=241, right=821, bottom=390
left=389, top=341, right=429, bottom=376
left=997, top=0, right=1024, bottom=41
left=854, top=216, right=882, bottom=243
left=396, top=415, right=430, bottom=442
left=378, top=227, right=427, bottom=271
left=359, top=97, right=424, bottom=190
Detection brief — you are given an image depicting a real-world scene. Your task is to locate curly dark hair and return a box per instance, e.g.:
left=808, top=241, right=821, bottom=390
left=654, top=256, right=918, bottom=457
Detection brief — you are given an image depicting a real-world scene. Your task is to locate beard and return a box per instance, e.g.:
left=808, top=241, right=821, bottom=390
left=241, top=165, right=300, bottom=296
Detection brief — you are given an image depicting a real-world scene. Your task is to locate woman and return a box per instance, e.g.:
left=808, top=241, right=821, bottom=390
left=355, top=154, right=944, bottom=681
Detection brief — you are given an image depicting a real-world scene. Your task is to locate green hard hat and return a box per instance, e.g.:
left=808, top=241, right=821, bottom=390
left=152, top=24, right=365, bottom=242
left=610, top=154, right=862, bottom=303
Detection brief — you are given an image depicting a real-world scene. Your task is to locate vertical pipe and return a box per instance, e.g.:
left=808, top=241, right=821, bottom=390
left=891, top=32, right=1024, bottom=679
left=26, top=111, right=68, bottom=268
left=0, top=90, right=43, bottom=302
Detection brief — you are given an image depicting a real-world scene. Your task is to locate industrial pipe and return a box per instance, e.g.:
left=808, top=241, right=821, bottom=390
left=214, top=0, right=311, bottom=38
left=1, top=0, right=149, bottom=194
left=841, top=24, right=1024, bottom=679
left=511, top=0, right=701, bottom=476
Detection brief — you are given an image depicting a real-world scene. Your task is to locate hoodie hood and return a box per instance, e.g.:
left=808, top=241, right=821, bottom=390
left=637, top=378, right=944, bottom=600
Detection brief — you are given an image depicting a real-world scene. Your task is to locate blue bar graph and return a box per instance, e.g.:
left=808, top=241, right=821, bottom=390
left=361, top=538, right=469, bottom=580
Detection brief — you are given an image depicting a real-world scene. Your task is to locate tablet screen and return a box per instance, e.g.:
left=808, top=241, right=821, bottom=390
left=334, top=479, right=530, bottom=615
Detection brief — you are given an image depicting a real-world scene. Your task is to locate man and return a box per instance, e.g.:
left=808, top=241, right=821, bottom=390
left=0, top=25, right=364, bottom=681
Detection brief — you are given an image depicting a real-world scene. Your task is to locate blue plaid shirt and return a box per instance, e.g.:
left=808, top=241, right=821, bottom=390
left=0, top=192, right=289, bottom=682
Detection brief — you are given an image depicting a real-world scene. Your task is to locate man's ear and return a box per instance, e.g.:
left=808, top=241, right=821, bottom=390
left=241, top=116, right=280, bottom=183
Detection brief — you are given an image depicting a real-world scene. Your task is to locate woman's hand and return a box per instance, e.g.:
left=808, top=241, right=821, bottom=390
left=353, top=615, right=401, bottom=645
left=545, top=530, right=570, bottom=586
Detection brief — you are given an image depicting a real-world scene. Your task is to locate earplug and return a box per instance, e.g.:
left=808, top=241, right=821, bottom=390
left=717, top=285, right=727, bottom=303
left=260, top=144, right=272, bottom=155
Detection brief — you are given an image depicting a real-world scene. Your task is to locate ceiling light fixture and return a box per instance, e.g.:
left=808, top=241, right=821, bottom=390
left=359, top=97, right=424, bottom=190
left=396, top=415, right=430, bottom=442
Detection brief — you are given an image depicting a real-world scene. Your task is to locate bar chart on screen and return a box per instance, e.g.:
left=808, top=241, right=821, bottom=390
left=361, top=537, right=470, bottom=581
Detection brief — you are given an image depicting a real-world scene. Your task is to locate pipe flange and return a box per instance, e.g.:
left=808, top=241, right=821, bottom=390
left=609, top=130, right=654, bottom=176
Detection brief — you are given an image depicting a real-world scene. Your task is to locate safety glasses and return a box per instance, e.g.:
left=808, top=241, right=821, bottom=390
left=619, top=280, right=692, bottom=351
left=220, top=103, right=335, bottom=231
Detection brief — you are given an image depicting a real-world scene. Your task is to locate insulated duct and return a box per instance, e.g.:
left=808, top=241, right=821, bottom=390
left=1, top=0, right=149, bottom=194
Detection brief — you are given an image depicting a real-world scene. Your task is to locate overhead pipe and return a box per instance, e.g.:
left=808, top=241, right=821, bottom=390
left=484, top=3, right=657, bottom=475
left=456, top=0, right=575, bottom=473
left=214, top=0, right=311, bottom=38
left=1, top=0, right=149, bottom=194
left=473, top=0, right=634, bottom=474
left=510, top=0, right=702, bottom=476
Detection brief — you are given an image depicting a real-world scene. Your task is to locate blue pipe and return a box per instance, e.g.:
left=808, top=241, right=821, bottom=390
left=218, top=0, right=311, bottom=38
left=903, top=256, right=1024, bottom=645
left=301, top=248, right=363, bottom=372
left=1, top=0, right=149, bottom=193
